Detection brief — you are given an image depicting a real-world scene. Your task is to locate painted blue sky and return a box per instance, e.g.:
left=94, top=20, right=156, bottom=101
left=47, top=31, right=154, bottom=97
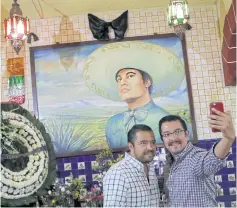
left=34, top=36, right=182, bottom=62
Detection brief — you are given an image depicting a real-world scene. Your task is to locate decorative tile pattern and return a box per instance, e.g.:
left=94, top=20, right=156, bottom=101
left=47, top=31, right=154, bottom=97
left=78, top=175, right=86, bottom=182
left=92, top=174, right=101, bottom=182
left=231, top=201, right=237, bottom=207
left=64, top=163, right=72, bottom=171
left=64, top=176, right=72, bottom=185
left=218, top=202, right=225, bottom=207
left=91, top=161, right=98, bottom=168
left=77, top=162, right=85, bottom=170
left=215, top=175, right=223, bottom=183
left=217, top=188, right=224, bottom=196
left=229, top=187, right=237, bottom=196
left=227, top=161, right=234, bottom=168
left=228, top=174, right=236, bottom=182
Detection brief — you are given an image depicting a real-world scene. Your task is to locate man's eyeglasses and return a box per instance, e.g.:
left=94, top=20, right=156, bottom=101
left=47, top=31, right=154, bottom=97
left=162, top=129, right=186, bottom=138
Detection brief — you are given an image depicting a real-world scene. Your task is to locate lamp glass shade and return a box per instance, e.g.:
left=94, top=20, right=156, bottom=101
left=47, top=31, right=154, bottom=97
left=168, top=0, right=189, bottom=26
left=4, top=15, right=29, bottom=40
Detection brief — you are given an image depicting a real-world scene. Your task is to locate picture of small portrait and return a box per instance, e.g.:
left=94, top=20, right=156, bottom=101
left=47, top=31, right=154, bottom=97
left=31, top=35, right=195, bottom=155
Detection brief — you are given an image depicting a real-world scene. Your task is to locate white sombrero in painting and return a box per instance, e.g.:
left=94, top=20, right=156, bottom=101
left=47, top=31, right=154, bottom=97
left=83, top=41, right=185, bottom=101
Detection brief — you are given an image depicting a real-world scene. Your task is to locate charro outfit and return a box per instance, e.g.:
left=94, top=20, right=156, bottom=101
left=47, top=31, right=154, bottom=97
left=106, top=100, right=169, bottom=148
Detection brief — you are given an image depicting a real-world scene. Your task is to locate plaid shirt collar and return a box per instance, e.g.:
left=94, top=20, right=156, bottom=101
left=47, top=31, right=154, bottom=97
left=166, top=142, right=193, bottom=166
left=124, top=152, right=153, bottom=172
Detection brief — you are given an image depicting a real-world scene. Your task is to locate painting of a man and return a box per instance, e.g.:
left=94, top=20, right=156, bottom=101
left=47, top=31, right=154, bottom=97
left=84, top=40, right=190, bottom=149
left=106, top=68, right=169, bottom=148
left=32, top=35, right=195, bottom=155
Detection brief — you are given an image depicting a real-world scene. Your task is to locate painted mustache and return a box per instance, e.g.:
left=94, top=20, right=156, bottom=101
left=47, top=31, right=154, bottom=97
left=168, top=140, right=182, bottom=146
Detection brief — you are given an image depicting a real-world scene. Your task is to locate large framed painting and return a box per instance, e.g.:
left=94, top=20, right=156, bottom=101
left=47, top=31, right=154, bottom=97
left=30, top=33, right=197, bottom=157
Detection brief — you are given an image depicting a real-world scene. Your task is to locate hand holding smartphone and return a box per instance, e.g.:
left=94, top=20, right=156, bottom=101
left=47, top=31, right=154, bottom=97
left=210, top=102, right=224, bottom=132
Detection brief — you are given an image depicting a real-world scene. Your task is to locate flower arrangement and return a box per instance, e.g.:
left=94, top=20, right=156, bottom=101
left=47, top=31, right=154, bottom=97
left=39, top=173, right=86, bottom=207
left=85, top=184, right=103, bottom=207
left=70, top=175, right=86, bottom=201
left=39, top=149, right=124, bottom=207
left=1, top=103, right=56, bottom=207
left=92, top=148, right=124, bottom=173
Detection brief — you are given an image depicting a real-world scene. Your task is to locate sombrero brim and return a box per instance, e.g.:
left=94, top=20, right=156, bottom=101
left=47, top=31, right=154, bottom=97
left=83, top=41, right=185, bottom=101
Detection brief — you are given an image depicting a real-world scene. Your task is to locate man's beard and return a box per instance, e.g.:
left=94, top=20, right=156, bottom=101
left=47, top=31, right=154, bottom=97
left=136, top=150, right=155, bottom=163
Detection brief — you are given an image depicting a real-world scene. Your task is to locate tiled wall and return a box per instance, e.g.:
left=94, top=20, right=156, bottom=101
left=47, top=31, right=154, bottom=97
left=0, top=5, right=236, bottom=140
left=0, top=4, right=236, bottom=207
left=56, top=139, right=236, bottom=207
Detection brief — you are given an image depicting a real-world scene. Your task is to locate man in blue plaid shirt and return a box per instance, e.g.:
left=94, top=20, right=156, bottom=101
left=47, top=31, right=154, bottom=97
left=159, top=108, right=235, bottom=207
left=103, top=124, right=160, bottom=207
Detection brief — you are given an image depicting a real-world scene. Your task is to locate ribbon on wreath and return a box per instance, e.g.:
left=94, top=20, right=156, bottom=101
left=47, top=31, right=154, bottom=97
left=1, top=146, right=48, bottom=160
left=7, top=57, right=25, bottom=104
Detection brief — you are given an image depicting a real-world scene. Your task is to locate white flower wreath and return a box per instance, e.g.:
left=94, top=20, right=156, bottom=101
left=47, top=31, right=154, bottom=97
left=1, top=103, right=56, bottom=206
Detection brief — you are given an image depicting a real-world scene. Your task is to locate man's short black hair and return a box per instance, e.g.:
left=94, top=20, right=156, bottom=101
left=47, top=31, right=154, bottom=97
left=128, top=124, right=154, bottom=145
left=115, top=68, right=153, bottom=94
left=158, top=115, right=188, bottom=139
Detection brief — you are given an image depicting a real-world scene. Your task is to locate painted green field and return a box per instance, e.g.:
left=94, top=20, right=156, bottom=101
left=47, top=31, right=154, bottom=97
left=42, top=104, right=192, bottom=154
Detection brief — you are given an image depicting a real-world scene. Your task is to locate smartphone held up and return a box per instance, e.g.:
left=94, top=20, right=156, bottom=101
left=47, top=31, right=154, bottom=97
left=210, top=102, right=224, bottom=132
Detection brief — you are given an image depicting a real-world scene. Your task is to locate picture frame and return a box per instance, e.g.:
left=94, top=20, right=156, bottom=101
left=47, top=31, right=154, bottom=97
left=30, top=33, right=197, bottom=157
